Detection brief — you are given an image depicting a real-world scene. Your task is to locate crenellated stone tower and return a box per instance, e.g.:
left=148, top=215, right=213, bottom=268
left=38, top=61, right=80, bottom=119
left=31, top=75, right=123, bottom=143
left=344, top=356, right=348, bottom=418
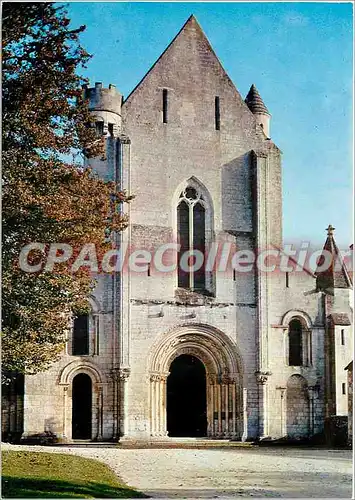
left=83, top=82, right=122, bottom=137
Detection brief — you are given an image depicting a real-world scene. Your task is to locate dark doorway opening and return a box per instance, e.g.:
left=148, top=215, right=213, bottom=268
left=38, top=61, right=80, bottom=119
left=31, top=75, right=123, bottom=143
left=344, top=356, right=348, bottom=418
left=167, top=354, right=207, bottom=437
left=72, top=373, right=92, bottom=439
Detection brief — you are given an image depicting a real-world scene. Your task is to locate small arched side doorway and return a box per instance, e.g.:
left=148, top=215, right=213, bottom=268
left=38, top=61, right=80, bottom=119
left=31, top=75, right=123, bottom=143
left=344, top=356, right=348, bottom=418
left=72, top=373, right=92, bottom=439
left=167, top=354, right=207, bottom=437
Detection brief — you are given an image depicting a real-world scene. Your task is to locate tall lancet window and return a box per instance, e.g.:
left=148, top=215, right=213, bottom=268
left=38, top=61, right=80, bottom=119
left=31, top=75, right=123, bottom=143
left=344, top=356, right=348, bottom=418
left=177, top=186, right=206, bottom=291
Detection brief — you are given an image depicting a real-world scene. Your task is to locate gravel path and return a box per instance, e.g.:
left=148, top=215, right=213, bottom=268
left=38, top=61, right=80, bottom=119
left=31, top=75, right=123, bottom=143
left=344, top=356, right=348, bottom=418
left=2, top=443, right=352, bottom=498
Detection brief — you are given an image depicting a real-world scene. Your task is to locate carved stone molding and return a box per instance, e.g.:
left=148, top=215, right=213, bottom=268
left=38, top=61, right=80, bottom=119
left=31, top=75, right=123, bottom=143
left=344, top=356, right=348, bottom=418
left=220, top=373, right=231, bottom=384
left=169, top=334, right=218, bottom=353
left=308, top=384, right=320, bottom=397
left=276, top=386, right=287, bottom=398
left=208, top=374, right=217, bottom=385
left=255, top=371, right=272, bottom=385
left=119, top=368, right=131, bottom=381
left=150, top=372, right=169, bottom=383
left=119, top=135, right=131, bottom=145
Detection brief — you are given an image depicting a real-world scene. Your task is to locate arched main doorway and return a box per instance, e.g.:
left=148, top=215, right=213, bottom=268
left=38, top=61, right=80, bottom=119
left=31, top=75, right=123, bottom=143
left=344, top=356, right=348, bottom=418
left=167, top=355, right=207, bottom=437
left=149, top=325, right=243, bottom=439
left=72, top=373, right=92, bottom=439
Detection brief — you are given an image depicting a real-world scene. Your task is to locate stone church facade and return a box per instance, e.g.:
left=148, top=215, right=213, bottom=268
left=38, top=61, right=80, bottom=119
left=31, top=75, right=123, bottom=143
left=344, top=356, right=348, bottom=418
left=3, top=16, right=353, bottom=443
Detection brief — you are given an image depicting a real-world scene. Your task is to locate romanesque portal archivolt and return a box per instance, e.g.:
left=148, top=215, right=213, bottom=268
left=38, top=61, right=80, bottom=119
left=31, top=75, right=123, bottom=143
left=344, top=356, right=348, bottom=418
left=149, top=325, right=243, bottom=439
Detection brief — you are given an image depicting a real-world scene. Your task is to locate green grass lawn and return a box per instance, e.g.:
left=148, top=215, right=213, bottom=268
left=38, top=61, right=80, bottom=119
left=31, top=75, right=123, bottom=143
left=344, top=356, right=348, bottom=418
left=2, top=450, right=147, bottom=498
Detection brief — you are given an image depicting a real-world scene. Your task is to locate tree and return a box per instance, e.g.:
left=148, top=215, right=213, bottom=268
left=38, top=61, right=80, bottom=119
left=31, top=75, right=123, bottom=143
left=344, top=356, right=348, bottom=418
left=2, top=2, right=130, bottom=379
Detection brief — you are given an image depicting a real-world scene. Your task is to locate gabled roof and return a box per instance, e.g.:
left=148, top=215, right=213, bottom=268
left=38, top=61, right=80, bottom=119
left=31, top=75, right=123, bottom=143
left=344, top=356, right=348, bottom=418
left=316, top=225, right=352, bottom=291
left=123, top=15, right=250, bottom=114
left=124, top=15, right=229, bottom=104
left=245, top=84, right=270, bottom=116
left=328, top=313, right=351, bottom=326
left=270, top=243, right=316, bottom=277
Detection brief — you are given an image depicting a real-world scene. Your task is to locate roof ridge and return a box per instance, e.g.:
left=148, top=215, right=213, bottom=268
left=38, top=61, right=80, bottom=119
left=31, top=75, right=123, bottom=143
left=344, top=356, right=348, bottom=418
left=123, top=15, right=244, bottom=107
left=123, top=16, right=197, bottom=103
left=270, top=244, right=316, bottom=277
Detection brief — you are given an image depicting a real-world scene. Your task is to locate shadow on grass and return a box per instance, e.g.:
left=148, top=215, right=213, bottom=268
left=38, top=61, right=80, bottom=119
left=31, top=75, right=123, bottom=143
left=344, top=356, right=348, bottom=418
left=2, top=476, right=148, bottom=498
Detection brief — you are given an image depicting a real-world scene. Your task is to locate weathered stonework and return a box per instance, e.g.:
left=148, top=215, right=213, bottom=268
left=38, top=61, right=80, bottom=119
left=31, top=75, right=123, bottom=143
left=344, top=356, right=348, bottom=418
left=2, top=16, right=352, bottom=444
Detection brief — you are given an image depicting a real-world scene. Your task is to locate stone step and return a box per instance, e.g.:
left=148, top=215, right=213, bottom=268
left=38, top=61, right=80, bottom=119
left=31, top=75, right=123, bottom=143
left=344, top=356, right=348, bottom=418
left=117, top=438, right=256, bottom=449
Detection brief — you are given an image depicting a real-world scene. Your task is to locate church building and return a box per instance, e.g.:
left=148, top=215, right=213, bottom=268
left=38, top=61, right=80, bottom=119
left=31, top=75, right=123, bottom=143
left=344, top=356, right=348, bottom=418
left=2, top=16, right=353, bottom=443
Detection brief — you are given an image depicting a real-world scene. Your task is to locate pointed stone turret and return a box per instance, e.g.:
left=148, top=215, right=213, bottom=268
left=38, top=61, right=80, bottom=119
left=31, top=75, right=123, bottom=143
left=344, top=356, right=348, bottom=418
left=245, top=84, right=271, bottom=138
left=316, top=225, right=352, bottom=292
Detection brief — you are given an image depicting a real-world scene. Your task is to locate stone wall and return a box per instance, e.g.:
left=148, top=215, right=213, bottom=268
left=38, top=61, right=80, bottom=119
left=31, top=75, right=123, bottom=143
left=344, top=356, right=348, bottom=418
left=346, top=362, right=353, bottom=446
left=1, top=375, right=24, bottom=442
left=13, top=16, right=352, bottom=444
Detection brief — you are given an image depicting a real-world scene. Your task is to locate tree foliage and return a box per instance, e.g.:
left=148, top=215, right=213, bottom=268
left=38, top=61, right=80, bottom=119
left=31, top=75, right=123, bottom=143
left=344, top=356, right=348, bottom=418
left=2, top=3, right=129, bottom=379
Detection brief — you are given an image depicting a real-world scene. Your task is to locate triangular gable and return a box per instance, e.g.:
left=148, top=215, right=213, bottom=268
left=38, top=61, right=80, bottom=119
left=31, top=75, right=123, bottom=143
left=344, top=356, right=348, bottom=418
left=123, top=15, right=253, bottom=120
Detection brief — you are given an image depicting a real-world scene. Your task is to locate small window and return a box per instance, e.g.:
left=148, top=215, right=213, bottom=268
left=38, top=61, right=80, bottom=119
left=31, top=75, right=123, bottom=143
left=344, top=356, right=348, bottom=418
left=147, top=263, right=151, bottom=277
left=72, top=314, right=89, bottom=355
left=163, top=89, right=168, bottom=123
left=342, top=383, right=346, bottom=395
left=341, top=329, right=345, bottom=346
left=94, top=315, right=99, bottom=355
left=108, top=123, right=114, bottom=137
left=233, top=269, right=236, bottom=282
left=215, top=96, right=220, bottom=130
left=95, top=121, right=104, bottom=136
left=286, top=272, right=289, bottom=288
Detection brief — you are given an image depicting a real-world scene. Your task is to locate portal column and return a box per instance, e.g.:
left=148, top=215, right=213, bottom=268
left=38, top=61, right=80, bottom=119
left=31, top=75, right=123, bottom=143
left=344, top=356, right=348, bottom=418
left=222, top=374, right=230, bottom=437
left=61, top=385, right=69, bottom=441
left=159, top=373, right=169, bottom=437
left=208, top=375, right=219, bottom=437
left=213, top=379, right=218, bottom=437
left=119, top=368, right=130, bottom=438
left=150, top=372, right=169, bottom=438
left=207, top=376, right=214, bottom=436
left=277, top=386, right=287, bottom=437
left=96, top=384, right=103, bottom=440
left=111, top=370, right=119, bottom=441
left=149, top=374, right=157, bottom=436
left=217, top=382, right=222, bottom=437
left=231, top=381, right=237, bottom=439
left=255, top=371, right=271, bottom=439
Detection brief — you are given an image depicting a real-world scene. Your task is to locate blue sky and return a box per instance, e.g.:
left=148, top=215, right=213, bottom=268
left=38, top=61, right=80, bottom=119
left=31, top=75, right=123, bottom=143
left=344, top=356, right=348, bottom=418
left=64, top=2, right=353, bottom=247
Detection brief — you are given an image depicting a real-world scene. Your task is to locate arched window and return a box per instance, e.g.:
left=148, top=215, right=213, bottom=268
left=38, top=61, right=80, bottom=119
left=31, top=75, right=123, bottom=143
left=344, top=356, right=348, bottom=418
left=177, top=186, right=206, bottom=290
left=288, top=319, right=303, bottom=366
left=72, top=313, right=89, bottom=355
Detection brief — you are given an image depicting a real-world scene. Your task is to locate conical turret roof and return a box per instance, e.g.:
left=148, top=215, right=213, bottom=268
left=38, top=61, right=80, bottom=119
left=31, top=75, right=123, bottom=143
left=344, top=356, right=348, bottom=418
left=315, top=225, right=352, bottom=292
left=245, top=84, right=270, bottom=115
